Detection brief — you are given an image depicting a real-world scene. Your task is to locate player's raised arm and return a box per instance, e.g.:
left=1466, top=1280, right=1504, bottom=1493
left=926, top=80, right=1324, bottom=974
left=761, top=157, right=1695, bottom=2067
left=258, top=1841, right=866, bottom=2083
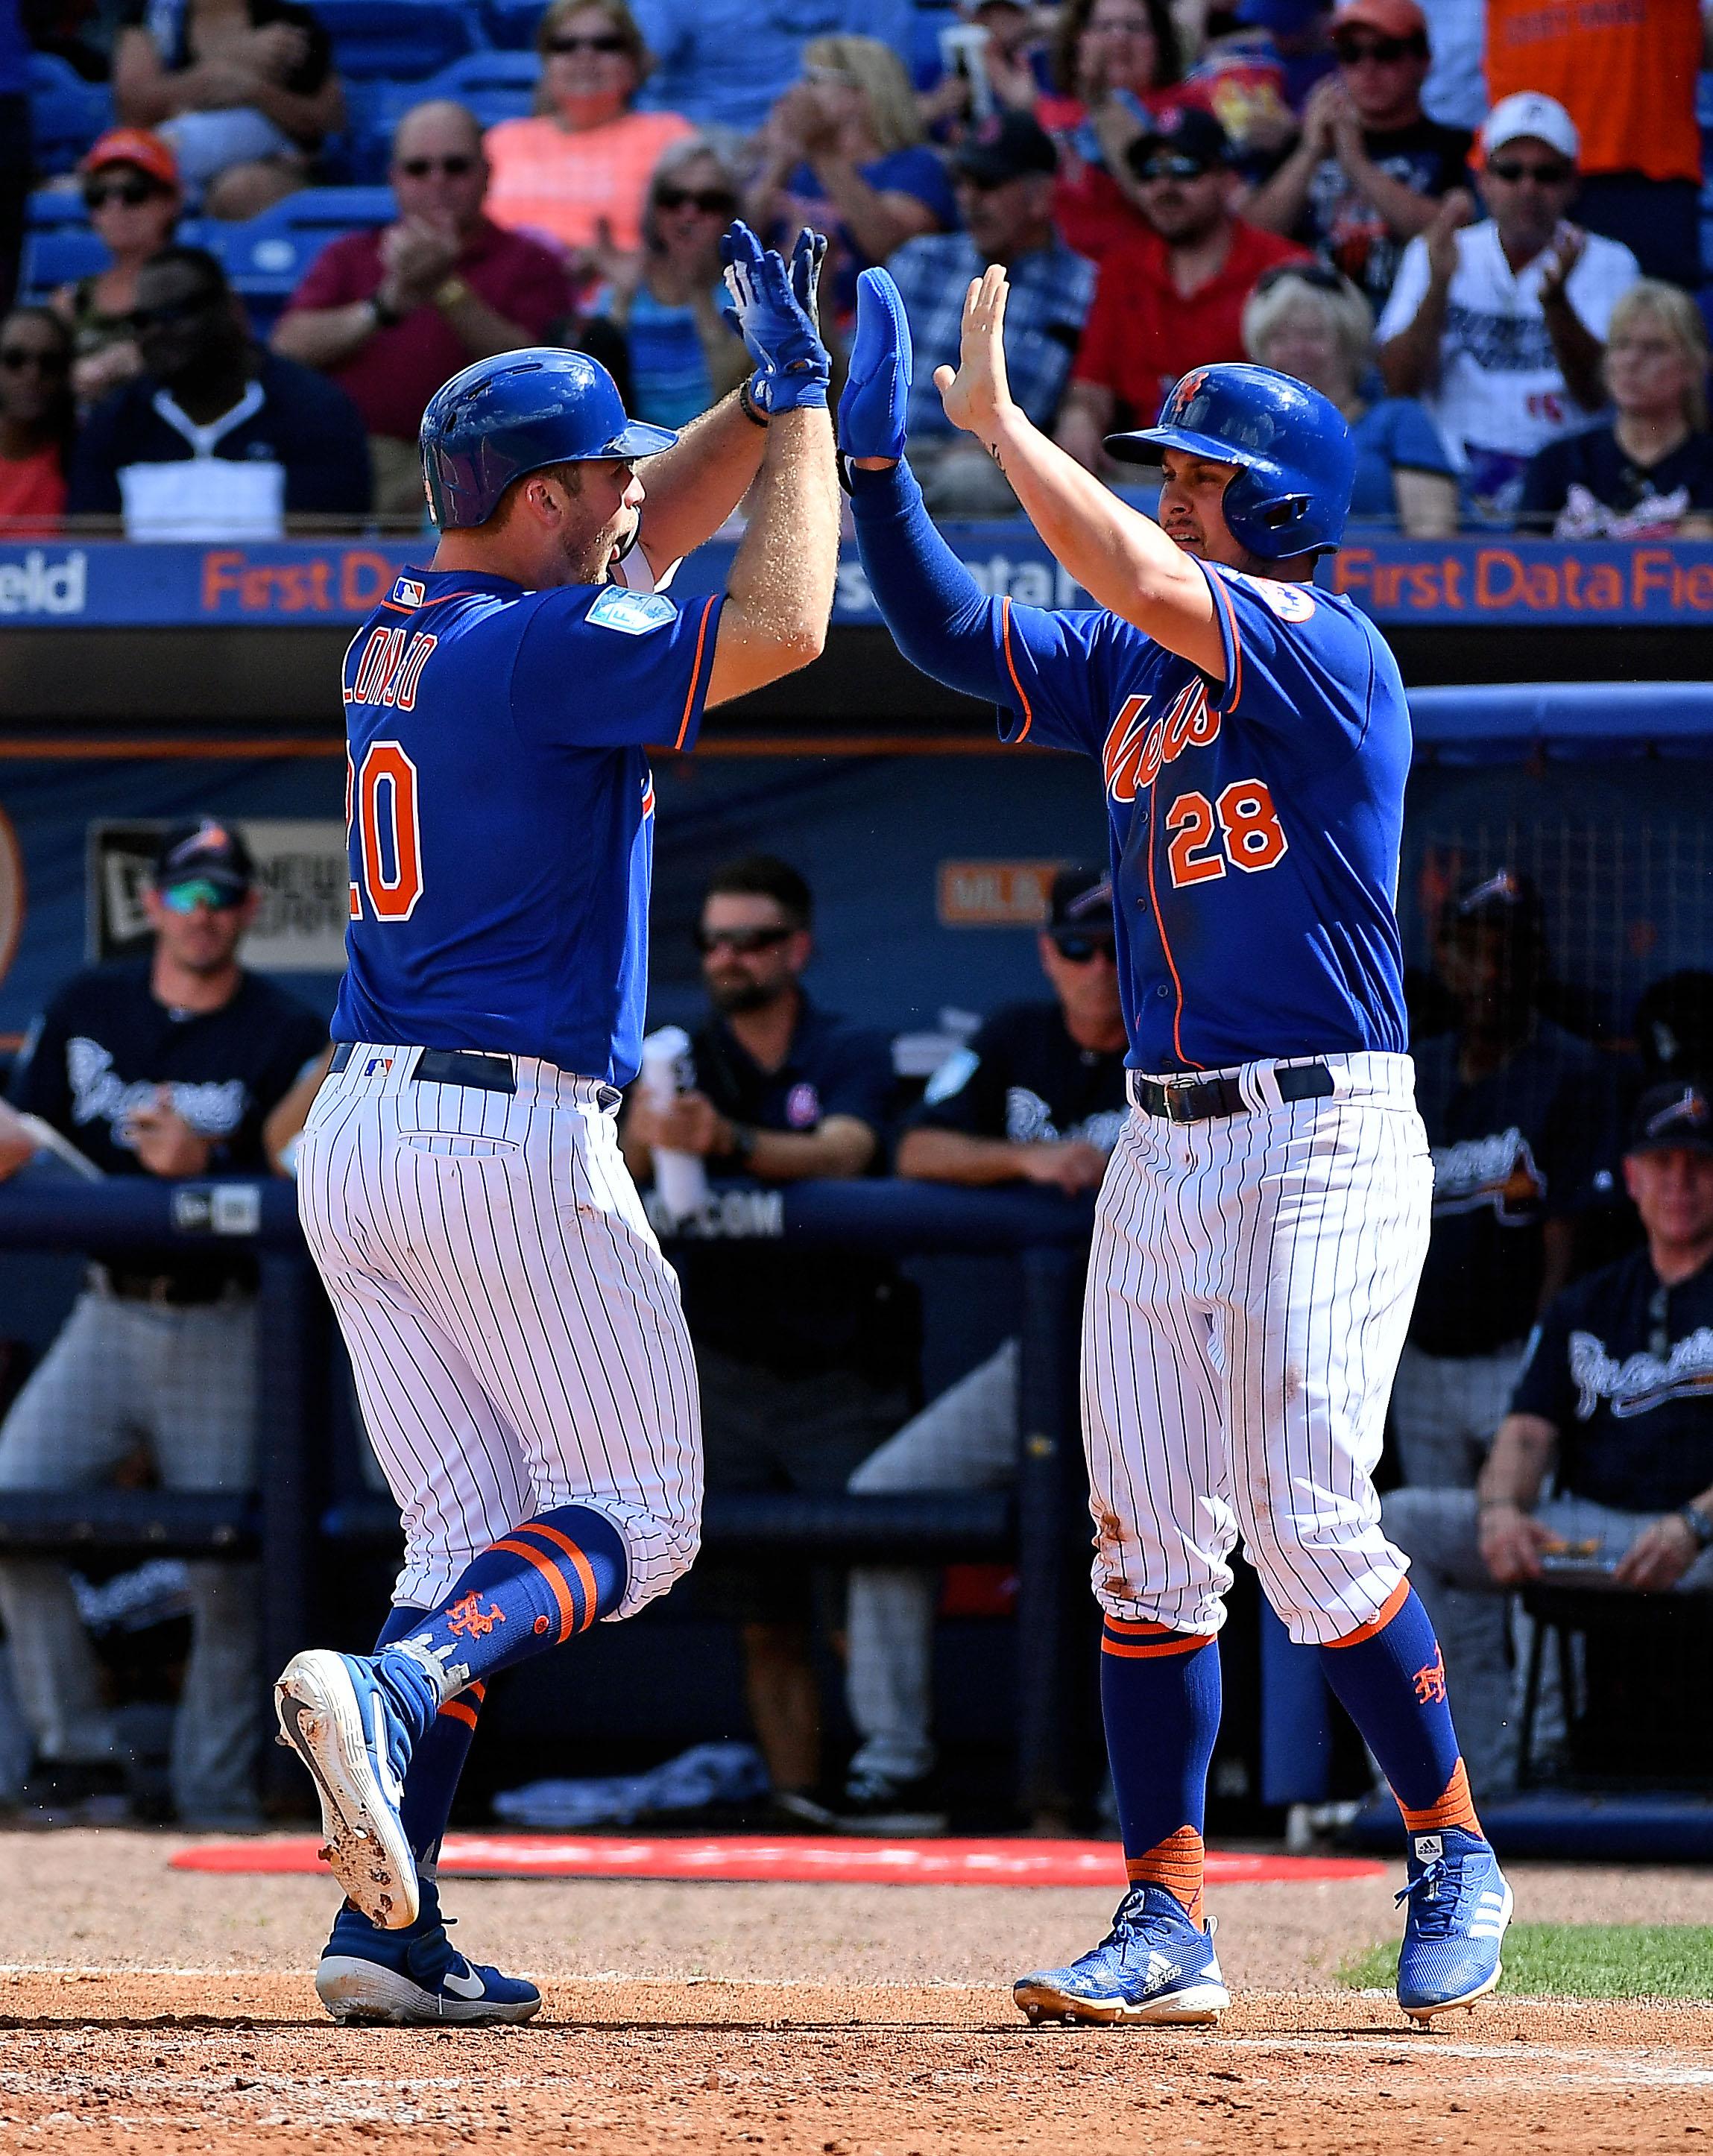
left=704, top=227, right=840, bottom=709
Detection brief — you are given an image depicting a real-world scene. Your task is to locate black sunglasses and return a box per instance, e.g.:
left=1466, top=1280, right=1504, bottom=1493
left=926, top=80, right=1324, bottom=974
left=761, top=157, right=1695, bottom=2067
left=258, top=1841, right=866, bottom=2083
left=695, top=923, right=793, bottom=955
left=1486, top=156, right=1574, bottom=186
left=398, top=153, right=478, bottom=177
left=1135, top=151, right=1210, bottom=182
left=1053, top=933, right=1116, bottom=964
left=0, top=345, right=69, bottom=373
left=548, top=31, right=627, bottom=51
left=1333, top=33, right=1419, bottom=63
left=83, top=175, right=165, bottom=209
left=655, top=184, right=738, bottom=215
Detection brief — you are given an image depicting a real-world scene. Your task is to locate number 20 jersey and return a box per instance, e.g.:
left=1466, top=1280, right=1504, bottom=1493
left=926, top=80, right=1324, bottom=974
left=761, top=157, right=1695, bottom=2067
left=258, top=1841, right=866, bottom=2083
left=334, top=568, right=722, bottom=1087
left=993, top=559, right=1411, bottom=1074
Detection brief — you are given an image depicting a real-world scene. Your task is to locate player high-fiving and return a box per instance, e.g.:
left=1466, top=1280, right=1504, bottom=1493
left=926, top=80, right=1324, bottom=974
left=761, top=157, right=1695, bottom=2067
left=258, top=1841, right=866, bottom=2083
left=274, top=224, right=838, bottom=2028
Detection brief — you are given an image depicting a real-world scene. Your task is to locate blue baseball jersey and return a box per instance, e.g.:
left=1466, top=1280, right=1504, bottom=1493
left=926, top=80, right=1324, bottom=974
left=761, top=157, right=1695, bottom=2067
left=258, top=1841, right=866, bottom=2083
left=993, top=560, right=1410, bottom=1072
left=334, top=568, right=722, bottom=1086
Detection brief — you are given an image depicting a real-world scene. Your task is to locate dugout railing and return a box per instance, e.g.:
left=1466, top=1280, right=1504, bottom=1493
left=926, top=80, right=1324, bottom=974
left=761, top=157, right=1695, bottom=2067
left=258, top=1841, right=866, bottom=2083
left=0, top=1175, right=1095, bottom=1819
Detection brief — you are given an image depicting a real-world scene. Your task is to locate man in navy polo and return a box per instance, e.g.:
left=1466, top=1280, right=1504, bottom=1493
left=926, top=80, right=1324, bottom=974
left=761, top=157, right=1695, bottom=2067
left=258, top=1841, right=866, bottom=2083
left=622, top=854, right=909, bottom=1825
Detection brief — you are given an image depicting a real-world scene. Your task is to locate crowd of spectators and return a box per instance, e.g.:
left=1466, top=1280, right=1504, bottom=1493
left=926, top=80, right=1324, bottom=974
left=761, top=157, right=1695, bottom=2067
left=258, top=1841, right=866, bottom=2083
left=8, top=0, right=1713, bottom=540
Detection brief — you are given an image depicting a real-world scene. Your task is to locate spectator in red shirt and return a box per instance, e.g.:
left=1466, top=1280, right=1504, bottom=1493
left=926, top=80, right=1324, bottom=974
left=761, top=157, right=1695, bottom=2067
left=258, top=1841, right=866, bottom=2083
left=1035, top=0, right=1187, bottom=265
left=271, top=101, right=574, bottom=519
left=0, top=308, right=74, bottom=535
left=1056, top=104, right=1308, bottom=471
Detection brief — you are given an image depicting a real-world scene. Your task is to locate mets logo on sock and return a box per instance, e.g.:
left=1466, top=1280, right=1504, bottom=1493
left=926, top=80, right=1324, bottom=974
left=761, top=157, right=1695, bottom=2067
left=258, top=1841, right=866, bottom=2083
left=1413, top=1648, right=1447, bottom=1704
left=447, top=1591, right=506, bottom=1640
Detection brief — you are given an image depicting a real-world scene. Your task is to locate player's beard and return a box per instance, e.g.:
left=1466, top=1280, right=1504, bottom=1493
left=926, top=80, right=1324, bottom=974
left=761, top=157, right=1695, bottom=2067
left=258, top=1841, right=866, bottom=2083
left=708, top=975, right=786, bottom=1015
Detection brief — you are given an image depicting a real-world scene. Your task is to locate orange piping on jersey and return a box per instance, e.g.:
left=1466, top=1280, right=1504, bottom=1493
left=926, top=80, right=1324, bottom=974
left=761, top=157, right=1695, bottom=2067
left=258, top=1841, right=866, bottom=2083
left=1208, top=572, right=1243, bottom=712
left=674, top=596, right=716, bottom=752
left=1325, top=1575, right=1411, bottom=1648
left=492, top=1535, right=576, bottom=1642
left=1144, top=778, right=1202, bottom=1071
left=1000, top=596, right=1032, bottom=743
left=438, top=1695, right=480, bottom=1729
left=513, top=1520, right=601, bottom=1631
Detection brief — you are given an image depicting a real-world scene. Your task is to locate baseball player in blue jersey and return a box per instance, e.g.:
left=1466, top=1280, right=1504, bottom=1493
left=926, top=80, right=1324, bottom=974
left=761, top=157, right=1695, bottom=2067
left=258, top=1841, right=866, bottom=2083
left=272, top=224, right=840, bottom=2026
left=837, top=265, right=1512, bottom=2026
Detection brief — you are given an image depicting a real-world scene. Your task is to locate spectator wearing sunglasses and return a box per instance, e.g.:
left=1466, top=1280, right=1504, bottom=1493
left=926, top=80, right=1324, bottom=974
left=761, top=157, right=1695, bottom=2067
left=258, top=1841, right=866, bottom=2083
left=622, top=856, right=910, bottom=1830
left=886, top=111, right=1095, bottom=514
left=1245, top=0, right=1471, bottom=317
left=68, top=243, right=369, bottom=537
left=830, top=866, right=1129, bottom=1835
left=580, top=135, right=750, bottom=429
left=48, top=130, right=183, bottom=411
left=1033, top=0, right=1188, bottom=266
left=1243, top=262, right=1456, bottom=534
left=1376, top=93, right=1641, bottom=525
left=271, top=101, right=572, bottom=519
left=0, top=819, right=327, bottom=1829
left=1055, top=103, right=1307, bottom=471
left=483, top=0, right=692, bottom=274
left=0, top=308, right=75, bottom=534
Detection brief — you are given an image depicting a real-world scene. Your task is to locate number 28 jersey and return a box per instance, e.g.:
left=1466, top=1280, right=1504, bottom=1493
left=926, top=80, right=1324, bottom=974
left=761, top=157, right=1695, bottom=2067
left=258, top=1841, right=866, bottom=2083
left=994, top=560, right=1411, bottom=1074
left=334, top=566, right=722, bottom=1087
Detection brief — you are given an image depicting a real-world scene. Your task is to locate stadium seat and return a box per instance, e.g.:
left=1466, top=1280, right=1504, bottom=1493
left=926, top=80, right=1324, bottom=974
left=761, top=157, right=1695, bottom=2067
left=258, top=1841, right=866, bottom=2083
left=19, top=223, right=111, bottom=300
left=27, top=51, right=114, bottom=177
left=369, top=45, right=540, bottom=136
left=27, top=186, right=94, bottom=229
left=205, top=186, right=396, bottom=324
left=483, top=0, right=546, bottom=49
left=312, top=0, right=485, bottom=80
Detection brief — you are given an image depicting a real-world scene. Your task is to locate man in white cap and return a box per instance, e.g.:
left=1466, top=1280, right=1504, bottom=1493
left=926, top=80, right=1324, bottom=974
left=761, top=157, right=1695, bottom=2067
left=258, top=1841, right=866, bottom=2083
left=1376, top=90, right=1640, bottom=522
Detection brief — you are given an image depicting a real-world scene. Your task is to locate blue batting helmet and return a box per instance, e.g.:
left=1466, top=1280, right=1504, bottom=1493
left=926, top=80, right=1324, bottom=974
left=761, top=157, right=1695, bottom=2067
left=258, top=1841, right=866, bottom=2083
left=1104, top=364, right=1356, bottom=558
left=420, top=348, right=678, bottom=530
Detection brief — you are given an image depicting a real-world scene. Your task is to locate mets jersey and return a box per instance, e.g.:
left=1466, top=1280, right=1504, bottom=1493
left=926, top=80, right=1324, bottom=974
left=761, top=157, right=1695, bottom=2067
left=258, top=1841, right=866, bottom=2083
left=335, top=568, right=722, bottom=1086
left=991, top=560, right=1411, bottom=1072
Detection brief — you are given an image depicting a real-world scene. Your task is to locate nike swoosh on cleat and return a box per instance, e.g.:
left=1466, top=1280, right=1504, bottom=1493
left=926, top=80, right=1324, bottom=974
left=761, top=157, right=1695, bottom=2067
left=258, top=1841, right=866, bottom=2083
left=441, top=1967, right=487, bottom=1999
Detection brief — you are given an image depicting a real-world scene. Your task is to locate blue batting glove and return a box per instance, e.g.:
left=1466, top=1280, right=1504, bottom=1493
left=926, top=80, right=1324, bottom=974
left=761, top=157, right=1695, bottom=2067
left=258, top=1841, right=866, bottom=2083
left=837, top=267, right=912, bottom=463
left=720, top=221, right=830, bottom=414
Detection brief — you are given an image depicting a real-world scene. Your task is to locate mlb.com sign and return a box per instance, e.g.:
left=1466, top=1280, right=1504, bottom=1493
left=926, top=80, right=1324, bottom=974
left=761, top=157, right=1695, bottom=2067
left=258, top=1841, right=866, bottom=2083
left=0, top=550, right=86, bottom=616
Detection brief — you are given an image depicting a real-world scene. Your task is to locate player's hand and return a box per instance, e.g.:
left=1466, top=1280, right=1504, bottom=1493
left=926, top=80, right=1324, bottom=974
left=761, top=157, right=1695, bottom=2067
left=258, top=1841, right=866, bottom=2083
left=1015, top=1140, right=1108, bottom=1195
left=720, top=221, right=830, bottom=414
left=837, top=265, right=912, bottom=464
left=1612, top=1512, right=1698, bottom=1592
left=124, top=1087, right=214, bottom=1179
left=935, top=265, right=1017, bottom=445
left=1538, top=221, right=1586, bottom=308
left=1477, top=1502, right=1556, bottom=1585
left=1425, top=189, right=1473, bottom=285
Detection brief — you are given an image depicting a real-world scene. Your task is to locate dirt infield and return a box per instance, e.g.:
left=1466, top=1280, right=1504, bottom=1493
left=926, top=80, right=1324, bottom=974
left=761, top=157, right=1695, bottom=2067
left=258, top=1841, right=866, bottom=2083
left=3, top=1831, right=1712, bottom=2152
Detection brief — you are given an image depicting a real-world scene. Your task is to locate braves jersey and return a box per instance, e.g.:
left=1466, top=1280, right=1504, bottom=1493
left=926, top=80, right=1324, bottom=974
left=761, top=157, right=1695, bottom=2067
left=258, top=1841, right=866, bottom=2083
left=991, top=560, right=1410, bottom=1072
left=909, top=1001, right=1129, bottom=1153
left=335, top=568, right=722, bottom=1087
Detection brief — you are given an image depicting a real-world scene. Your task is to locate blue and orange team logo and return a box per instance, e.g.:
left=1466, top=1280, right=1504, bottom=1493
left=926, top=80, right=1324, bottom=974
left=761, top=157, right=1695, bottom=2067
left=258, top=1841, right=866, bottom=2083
left=447, top=1591, right=506, bottom=1640
left=1102, top=683, right=1220, bottom=803
left=1170, top=367, right=1210, bottom=417
left=391, top=576, right=425, bottom=609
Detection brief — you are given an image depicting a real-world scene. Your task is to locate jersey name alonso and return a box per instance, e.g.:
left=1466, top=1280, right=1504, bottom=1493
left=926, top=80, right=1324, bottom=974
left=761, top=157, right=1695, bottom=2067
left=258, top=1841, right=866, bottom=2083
left=991, top=560, right=1410, bottom=1072
left=334, top=566, right=721, bottom=1086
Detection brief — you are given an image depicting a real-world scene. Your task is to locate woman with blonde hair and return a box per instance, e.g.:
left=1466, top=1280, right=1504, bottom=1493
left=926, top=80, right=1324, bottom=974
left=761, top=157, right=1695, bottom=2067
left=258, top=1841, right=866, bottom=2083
left=1520, top=279, right=1713, bottom=538
left=747, top=34, right=956, bottom=329
left=1242, top=260, right=1459, bottom=536
left=483, top=0, right=692, bottom=266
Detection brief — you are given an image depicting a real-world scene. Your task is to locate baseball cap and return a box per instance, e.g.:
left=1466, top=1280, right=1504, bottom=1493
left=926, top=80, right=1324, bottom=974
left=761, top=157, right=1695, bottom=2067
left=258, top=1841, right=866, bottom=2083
left=1127, top=104, right=1233, bottom=176
left=1480, top=91, right=1579, bottom=167
left=1627, top=1081, right=1713, bottom=1159
left=1332, top=0, right=1427, bottom=43
left=953, top=110, right=1059, bottom=186
left=1049, top=864, right=1115, bottom=943
left=151, top=817, right=255, bottom=900
left=81, top=127, right=180, bottom=192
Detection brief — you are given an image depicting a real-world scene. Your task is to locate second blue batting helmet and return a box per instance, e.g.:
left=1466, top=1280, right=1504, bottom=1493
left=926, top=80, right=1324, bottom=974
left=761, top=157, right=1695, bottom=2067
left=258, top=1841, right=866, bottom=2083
left=420, top=348, right=678, bottom=530
left=1104, top=363, right=1356, bottom=558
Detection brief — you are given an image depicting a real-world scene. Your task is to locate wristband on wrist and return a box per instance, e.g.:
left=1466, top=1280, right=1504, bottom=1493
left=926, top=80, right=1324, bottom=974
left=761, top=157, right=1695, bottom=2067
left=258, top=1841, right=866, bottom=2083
left=370, top=290, right=406, bottom=329
left=1679, top=1502, right=1713, bottom=1550
left=434, top=274, right=473, bottom=311
left=738, top=376, right=770, bottom=428
left=728, top=1122, right=758, bottom=1168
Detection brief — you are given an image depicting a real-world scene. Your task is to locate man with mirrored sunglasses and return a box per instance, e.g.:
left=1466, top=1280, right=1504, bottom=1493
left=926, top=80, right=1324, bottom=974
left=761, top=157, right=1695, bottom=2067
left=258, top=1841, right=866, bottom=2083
left=0, top=818, right=327, bottom=1829
left=273, top=100, right=573, bottom=517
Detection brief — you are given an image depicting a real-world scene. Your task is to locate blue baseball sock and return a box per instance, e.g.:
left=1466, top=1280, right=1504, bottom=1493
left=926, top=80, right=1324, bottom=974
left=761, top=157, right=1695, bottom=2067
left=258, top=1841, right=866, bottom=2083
left=376, top=1505, right=628, bottom=1745
left=373, top=1602, right=485, bottom=1914
left=1316, top=1581, right=1481, bottom=1834
left=1100, top=1616, right=1222, bottom=1926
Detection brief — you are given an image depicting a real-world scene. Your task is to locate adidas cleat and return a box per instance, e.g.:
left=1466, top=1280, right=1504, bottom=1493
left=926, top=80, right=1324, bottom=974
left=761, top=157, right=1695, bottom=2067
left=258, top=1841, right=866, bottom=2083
left=274, top=1649, right=419, bottom=1931
left=1395, top=1826, right=1512, bottom=2022
left=1014, top=1885, right=1229, bottom=2027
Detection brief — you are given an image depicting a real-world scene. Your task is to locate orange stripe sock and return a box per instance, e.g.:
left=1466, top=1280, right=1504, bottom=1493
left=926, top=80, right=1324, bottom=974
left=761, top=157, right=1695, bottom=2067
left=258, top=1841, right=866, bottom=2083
left=1126, top=1827, right=1206, bottom=1928
left=1398, top=1759, right=1481, bottom=1839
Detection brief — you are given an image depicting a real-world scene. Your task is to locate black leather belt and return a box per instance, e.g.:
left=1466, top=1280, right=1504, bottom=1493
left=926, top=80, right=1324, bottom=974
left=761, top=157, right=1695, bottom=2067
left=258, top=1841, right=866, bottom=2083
left=1132, top=1063, right=1334, bottom=1123
left=329, top=1044, right=517, bottom=1095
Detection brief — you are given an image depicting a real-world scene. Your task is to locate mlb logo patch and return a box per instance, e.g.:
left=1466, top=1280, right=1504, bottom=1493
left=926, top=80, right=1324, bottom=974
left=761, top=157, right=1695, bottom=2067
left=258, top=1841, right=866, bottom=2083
left=391, top=577, right=425, bottom=608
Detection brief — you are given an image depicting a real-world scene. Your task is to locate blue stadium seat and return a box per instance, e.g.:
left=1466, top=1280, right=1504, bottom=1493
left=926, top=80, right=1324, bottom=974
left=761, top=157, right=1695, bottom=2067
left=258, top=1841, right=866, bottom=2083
left=205, top=186, right=396, bottom=325
left=312, top=0, right=485, bottom=80
left=27, top=51, right=115, bottom=177
left=27, top=186, right=94, bottom=230
left=483, top=0, right=545, bottom=50
left=370, top=46, right=540, bottom=133
left=19, top=224, right=110, bottom=300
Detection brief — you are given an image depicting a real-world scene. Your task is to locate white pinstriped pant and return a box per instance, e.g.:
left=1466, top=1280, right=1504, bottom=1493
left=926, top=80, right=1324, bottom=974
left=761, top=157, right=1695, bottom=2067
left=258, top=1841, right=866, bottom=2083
left=1084, top=1052, right=1431, bottom=1647
left=297, top=1046, right=701, bottom=1617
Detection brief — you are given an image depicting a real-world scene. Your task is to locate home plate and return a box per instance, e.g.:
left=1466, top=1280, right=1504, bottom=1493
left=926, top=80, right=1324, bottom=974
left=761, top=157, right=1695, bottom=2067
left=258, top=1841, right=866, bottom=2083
left=171, top=1836, right=1385, bottom=1888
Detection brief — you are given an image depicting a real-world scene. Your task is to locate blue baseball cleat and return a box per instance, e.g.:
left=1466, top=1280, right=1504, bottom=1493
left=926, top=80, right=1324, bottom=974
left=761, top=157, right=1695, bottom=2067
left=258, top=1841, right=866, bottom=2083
left=1395, top=1826, right=1512, bottom=2022
left=274, top=1649, right=422, bottom=1931
left=316, top=1905, right=542, bottom=2026
left=1014, top=1885, right=1230, bottom=2026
